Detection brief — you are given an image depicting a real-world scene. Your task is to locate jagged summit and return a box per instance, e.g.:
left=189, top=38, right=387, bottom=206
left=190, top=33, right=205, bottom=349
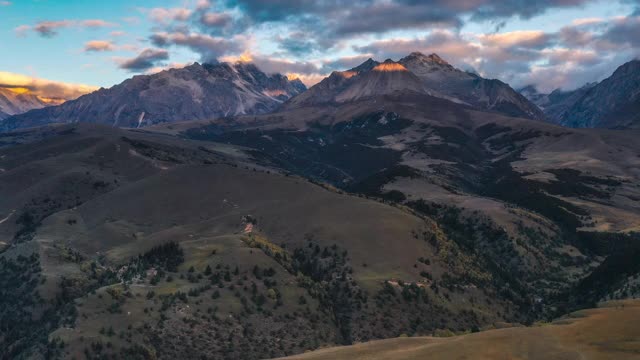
left=399, top=52, right=545, bottom=120
left=402, top=52, right=451, bottom=67
left=350, top=58, right=380, bottom=73
left=519, top=84, right=539, bottom=94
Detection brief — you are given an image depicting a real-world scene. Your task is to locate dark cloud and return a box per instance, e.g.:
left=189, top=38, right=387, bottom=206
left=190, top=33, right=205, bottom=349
left=276, top=32, right=319, bottom=56
left=23, top=19, right=118, bottom=38
left=319, top=54, right=376, bottom=73
left=117, top=48, right=169, bottom=71
left=223, top=0, right=344, bottom=22
left=353, top=30, right=479, bottom=61
left=229, top=0, right=598, bottom=24
left=151, top=32, right=244, bottom=62
left=219, top=0, right=601, bottom=56
left=622, top=0, right=640, bottom=15
left=199, top=12, right=234, bottom=28
left=559, top=26, right=594, bottom=46
left=332, top=2, right=462, bottom=35
left=34, top=20, right=74, bottom=37
left=225, top=0, right=598, bottom=35
left=466, top=0, right=591, bottom=21
left=251, top=56, right=319, bottom=75
left=601, top=16, right=640, bottom=47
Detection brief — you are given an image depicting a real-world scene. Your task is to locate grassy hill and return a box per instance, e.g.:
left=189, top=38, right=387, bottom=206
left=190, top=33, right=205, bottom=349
left=279, top=300, right=640, bottom=360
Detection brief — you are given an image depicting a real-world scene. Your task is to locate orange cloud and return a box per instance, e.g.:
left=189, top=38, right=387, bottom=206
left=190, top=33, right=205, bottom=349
left=0, top=71, right=98, bottom=103
left=80, top=19, right=118, bottom=28
left=84, top=40, right=116, bottom=52
left=477, top=30, right=549, bottom=48
left=285, top=73, right=325, bottom=87
left=17, top=19, right=118, bottom=38
left=220, top=52, right=254, bottom=63
left=571, top=17, right=604, bottom=26
left=148, top=8, right=192, bottom=23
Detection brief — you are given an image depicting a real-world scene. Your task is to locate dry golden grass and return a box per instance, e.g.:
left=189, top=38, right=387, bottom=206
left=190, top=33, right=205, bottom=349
left=279, top=300, right=640, bottom=360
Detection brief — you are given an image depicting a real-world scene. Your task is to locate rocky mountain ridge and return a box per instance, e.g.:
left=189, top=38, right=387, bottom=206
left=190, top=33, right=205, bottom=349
left=0, top=62, right=306, bottom=132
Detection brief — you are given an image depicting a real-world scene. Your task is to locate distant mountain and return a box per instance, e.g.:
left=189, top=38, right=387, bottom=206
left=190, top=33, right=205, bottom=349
left=287, top=52, right=545, bottom=121
left=520, top=60, right=640, bottom=128
left=398, top=52, right=545, bottom=120
left=519, top=83, right=598, bottom=123
left=554, top=60, right=640, bottom=128
left=0, top=88, right=48, bottom=119
left=1, top=62, right=306, bottom=132
left=518, top=85, right=549, bottom=108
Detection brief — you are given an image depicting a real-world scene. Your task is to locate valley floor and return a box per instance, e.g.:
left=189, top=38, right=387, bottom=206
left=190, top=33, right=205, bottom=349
left=278, top=300, right=640, bottom=360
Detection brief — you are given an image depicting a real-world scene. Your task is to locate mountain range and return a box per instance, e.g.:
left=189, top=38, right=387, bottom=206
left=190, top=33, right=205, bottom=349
left=1, top=53, right=549, bottom=132
left=0, top=62, right=306, bottom=132
left=3, top=54, right=640, bottom=132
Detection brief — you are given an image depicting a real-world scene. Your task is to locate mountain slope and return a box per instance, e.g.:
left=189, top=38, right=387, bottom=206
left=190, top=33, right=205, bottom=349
left=335, top=61, right=426, bottom=102
left=0, top=88, right=48, bottom=118
left=0, top=62, right=306, bottom=132
left=399, top=52, right=545, bottom=120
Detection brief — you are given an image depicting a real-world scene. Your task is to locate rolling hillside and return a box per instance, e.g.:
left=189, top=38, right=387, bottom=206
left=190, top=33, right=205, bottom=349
left=279, top=300, right=640, bottom=360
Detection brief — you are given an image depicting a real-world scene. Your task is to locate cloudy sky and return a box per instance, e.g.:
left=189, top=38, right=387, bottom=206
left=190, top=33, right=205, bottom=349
left=1, top=0, right=639, bottom=102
